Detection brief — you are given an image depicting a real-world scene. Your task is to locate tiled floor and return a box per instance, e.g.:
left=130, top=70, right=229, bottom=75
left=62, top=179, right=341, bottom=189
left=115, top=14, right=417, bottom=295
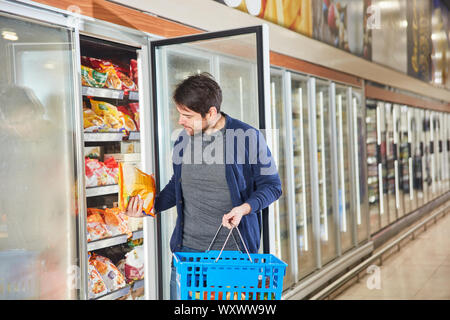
left=335, top=210, right=450, bottom=300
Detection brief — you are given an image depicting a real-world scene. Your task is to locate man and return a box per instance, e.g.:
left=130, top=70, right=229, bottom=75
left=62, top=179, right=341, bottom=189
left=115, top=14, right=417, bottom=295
left=126, top=72, right=282, bottom=299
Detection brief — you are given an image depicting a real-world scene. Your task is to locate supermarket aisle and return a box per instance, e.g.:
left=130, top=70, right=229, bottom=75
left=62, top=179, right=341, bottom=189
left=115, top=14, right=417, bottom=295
left=335, top=210, right=450, bottom=300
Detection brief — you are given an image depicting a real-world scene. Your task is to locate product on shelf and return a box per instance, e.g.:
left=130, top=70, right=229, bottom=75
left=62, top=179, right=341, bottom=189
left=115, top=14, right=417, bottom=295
left=130, top=59, right=138, bottom=88
left=128, top=102, right=140, bottom=131
left=85, top=157, right=118, bottom=187
left=88, top=258, right=108, bottom=299
left=81, top=65, right=108, bottom=88
left=117, top=245, right=144, bottom=283
left=102, top=207, right=132, bottom=238
left=85, top=146, right=104, bottom=160
left=90, top=254, right=127, bottom=292
left=83, top=107, right=107, bottom=132
left=87, top=208, right=112, bottom=242
left=89, top=99, right=137, bottom=133
left=119, top=163, right=156, bottom=217
left=117, top=106, right=138, bottom=131
left=81, top=56, right=138, bottom=91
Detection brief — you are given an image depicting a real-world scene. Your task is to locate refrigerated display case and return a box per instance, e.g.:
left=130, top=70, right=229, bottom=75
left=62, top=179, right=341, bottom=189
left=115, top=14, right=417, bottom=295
left=150, top=26, right=270, bottom=299
left=79, top=34, right=147, bottom=300
left=335, top=85, right=354, bottom=253
left=393, top=104, right=405, bottom=218
left=385, top=103, right=398, bottom=223
left=315, top=79, right=337, bottom=264
left=291, top=74, right=316, bottom=279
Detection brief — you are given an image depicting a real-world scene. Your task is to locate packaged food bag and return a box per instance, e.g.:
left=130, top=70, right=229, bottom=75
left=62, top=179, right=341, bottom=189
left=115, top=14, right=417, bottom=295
left=130, top=59, right=138, bottom=87
left=85, top=158, right=109, bottom=186
left=117, top=106, right=138, bottom=132
left=124, top=246, right=144, bottom=282
left=119, top=162, right=156, bottom=217
left=90, top=254, right=126, bottom=292
left=104, top=156, right=119, bottom=185
left=128, top=102, right=140, bottom=131
left=81, top=65, right=108, bottom=88
left=102, top=207, right=132, bottom=238
left=88, top=259, right=108, bottom=299
left=117, top=71, right=137, bottom=92
left=90, top=99, right=123, bottom=132
left=87, top=208, right=112, bottom=242
left=83, top=108, right=107, bottom=132
left=88, top=58, right=122, bottom=90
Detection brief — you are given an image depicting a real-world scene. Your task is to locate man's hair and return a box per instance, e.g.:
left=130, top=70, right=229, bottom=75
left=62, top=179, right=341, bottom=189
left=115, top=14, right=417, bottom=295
left=173, top=72, right=222, bottom=117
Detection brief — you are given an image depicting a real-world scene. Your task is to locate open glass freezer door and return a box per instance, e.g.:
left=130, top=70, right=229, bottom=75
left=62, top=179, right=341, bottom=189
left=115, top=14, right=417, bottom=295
left=0, top=11, right=79, bottom=299
left=150, top=26, right=270, bottom=299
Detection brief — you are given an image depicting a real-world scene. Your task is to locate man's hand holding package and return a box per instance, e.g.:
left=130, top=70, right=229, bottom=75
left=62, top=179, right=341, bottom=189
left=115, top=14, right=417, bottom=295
left=125, top=196, right=145, bottom=218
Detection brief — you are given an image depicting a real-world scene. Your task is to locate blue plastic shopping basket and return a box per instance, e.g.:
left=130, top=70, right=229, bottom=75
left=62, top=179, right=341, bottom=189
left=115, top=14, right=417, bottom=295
left=173, top=225, right=287, bottom=300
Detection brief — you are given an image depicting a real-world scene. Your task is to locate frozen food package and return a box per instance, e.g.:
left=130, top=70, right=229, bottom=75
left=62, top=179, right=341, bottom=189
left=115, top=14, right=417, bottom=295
left=119, top=113, right=137, bottom=132
left=130, top=59, right=138, bottom=87
left=88, top=258, right=108, bottom=299
left=81, top=65, right=108, bottom=88
left=90, top=99, right=124, bottom=132
left=104, top=156, right=119, bottom=185
left=117, top=71, right=137, bottom=91
left=90, top=254, right=126, bottom=292
left=117, top=106, right=138, bottom=132
left=88, top=58, right=122, bottom=90
left=102, top=207, right=132, bottom=238
left=83, top=107, right=107, bottom=132
left=85, top=160, right=99, bottom=188
left=87, top=208, right=112, bottom=242
left=128, top=102, right=140, bottom=131
left=85, top=157, right=109, bottom=186
left=119, top=162, right=156, bottom=217
left=124, top=245, right=144, bottom=282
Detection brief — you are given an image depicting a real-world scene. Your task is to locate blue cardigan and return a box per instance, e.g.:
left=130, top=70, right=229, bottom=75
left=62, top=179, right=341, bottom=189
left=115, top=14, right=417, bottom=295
left=154, top=113, right=282, bottom=253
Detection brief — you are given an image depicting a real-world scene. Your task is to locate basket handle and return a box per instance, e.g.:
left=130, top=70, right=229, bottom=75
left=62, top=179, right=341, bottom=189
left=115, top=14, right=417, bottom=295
left=206, top=224, right=253, bottom=263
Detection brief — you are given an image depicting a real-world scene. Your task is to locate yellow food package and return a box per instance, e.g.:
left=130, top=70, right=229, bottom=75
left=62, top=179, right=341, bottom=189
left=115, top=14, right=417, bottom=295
left=119, top=162, right=156, bottom=217
left=90, top=99, right=124, bottom=131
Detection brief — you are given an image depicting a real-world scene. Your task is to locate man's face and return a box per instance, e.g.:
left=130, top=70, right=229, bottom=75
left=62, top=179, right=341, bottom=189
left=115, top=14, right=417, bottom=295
left=176, top=104, right=208, bottom=136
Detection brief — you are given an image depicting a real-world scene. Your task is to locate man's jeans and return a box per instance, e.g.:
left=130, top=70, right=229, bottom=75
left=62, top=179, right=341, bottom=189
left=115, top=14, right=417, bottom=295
left=170, top=246, right=202, bottom=300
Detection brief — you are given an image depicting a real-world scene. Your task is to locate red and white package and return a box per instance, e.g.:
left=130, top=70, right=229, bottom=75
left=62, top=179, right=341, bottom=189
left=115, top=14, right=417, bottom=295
left=90, top=254, right=126, bottom=292
left=88, top=258, right=108, bottom=299
left=130, top=59, right=138, bottom=88
left=124, top=246, right=144, bottom=282
left=87, top=208, right=112, bottom=242
left=102, top=207, right=132, bottom=238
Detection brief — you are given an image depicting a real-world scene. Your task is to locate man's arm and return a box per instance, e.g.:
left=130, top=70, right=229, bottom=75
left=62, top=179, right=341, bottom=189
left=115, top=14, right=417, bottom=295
left=245, top=131, right=282, bottom=214
left=222, top=130, right=282, bottom=229
left=154, top=173, right=177, bottom=213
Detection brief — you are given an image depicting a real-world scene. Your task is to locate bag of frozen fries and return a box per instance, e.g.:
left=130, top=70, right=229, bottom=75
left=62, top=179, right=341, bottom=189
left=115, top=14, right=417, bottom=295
left=118, top=162, right=156, bottom=217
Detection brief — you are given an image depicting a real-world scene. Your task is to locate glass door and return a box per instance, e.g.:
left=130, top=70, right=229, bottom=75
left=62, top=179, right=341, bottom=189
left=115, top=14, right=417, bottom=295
left=335, top=85, right=354, bottom=253
left=0, top=12, right=79, bottom=299
left=316, top=79, right=337, bottom=265
left=399, top=105, right=411, bottom=214
left=269, top=69, right=294, bottom=289
left=410, top=107, right=421, bottom=210
left=291, top=73, right=316, bottom=279
left=366, top=100, right=380, bottom=233
left=150, top=26, right=270, bottom=299
left=393, top=104, right=405, bottom=218
left=385, top=103, right=397, bottom=224
left=423, top=110, right=431, bottom=203
left=379, top=102, right=389, bottom=229
left=351, top=89, right=368, bottom=244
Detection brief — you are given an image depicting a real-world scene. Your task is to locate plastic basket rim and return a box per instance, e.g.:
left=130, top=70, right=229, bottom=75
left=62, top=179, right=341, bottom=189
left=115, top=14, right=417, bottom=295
left=173, top=250, right=287, bottom=268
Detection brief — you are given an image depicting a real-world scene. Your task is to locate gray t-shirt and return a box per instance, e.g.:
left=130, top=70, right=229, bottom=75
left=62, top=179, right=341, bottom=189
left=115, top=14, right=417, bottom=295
left=181, top=126, right=237, bottom=251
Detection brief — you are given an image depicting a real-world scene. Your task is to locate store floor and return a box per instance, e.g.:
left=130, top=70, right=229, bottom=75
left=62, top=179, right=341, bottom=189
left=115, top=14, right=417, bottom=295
left=335, top=209, right=450, bottom=300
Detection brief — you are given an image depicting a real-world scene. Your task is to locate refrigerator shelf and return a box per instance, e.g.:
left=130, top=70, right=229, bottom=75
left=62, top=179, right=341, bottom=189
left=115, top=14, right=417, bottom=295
left=84, top=131, right=140, bottom=142
left=94, top=285, right=130, bottom=300
left=87, top=229, right=144, bottom=251
left=82, top=86, right=124, bottom=100
left=82, top=86, right=140, bottom=101
left=84, top=132, right=124, bottom=142
left=86, top=184, right=119, bottom=197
